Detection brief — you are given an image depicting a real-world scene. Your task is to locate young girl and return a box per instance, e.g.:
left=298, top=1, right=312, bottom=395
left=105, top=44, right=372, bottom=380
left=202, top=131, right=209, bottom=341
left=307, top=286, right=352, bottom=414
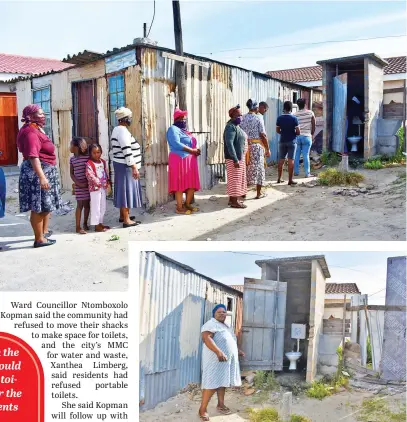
left=70, top=137, right=90, bottom=234
left=86, top=144, right=110, bottom=232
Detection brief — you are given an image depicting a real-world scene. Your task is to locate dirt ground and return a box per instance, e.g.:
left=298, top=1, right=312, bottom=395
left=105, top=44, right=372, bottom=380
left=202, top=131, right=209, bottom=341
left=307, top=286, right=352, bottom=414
left=139, top=385, right=406, bottom=422
left=1, top=166, right=405, bottom=290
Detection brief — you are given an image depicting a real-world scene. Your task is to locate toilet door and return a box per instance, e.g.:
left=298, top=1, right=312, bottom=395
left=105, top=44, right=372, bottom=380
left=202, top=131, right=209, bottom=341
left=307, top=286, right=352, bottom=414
left=240, top=279, right=287, bottom=371
left=332, top=73, right=348, bottom=153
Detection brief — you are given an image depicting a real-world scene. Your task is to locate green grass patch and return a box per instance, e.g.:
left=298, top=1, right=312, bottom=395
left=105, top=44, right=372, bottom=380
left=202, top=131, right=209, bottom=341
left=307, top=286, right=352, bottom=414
left=321, top=150, right=341, bottom=167
left=248, top=407, right=279, bottom=422
left=356, top=398, right=407, bottom=422
left=254, top=371, right=279, bottom=391
left=318, top=168, right=365, bottom=186
left=364, top=159, right=384, bottom=170
left=305, top=380, right=333, bottom=400
left=247, top=408, right=311, bottom=422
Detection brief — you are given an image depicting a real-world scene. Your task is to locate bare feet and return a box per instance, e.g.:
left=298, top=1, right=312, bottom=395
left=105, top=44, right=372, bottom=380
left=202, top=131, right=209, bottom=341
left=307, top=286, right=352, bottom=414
left=76, top=227, right=87, bottom=234
left=95, top=224, right=108, bottom=232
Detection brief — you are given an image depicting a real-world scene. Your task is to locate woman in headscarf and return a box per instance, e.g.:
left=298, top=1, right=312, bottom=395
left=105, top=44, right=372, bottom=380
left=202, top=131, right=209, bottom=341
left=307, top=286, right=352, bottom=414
left=240, top=99, right=271, bottom=199
left=166, top=108, right=201, bottom=215
left=199, top=304, right=245, bottom=421
left=17, top=104, right=61, bottom=248
left=223, top=105, right=248, bottom=209
left=111, top=107, right=143, bottom=228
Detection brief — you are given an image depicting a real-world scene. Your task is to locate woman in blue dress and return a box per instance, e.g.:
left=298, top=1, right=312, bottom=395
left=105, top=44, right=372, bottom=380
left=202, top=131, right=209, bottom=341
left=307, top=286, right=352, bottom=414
left=199, top=304, right=245, bottom=421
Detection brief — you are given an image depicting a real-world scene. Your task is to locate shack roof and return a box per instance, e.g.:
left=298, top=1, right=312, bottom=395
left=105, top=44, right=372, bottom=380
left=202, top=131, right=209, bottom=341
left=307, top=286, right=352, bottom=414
left=154, top=252, right=243, bottom=296
left=5, top=43, right=310, bottom=91
left=326, top=283, right=361, bottom=294
left=255, top=255, right=331, bottom=278
left=317, top=53, right=388, bottom=68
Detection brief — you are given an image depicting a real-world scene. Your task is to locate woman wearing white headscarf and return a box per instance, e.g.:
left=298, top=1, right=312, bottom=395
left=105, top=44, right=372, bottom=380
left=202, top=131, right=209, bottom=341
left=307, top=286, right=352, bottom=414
left=111, top=107, right=143, bottom=228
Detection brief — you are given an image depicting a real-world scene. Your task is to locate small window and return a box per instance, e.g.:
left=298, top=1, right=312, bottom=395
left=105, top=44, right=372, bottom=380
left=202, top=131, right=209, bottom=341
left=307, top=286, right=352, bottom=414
left=227, top=297, right=233, bottom=312
left=32, top=86, right=52, bottom=141
left=108, top=74, right=126, bottom=133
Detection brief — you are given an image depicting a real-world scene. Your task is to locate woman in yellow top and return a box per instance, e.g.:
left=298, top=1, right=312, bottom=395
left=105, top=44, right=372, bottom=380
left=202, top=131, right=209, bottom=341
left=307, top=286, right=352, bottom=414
left=240, top=99, right=270, bottom=199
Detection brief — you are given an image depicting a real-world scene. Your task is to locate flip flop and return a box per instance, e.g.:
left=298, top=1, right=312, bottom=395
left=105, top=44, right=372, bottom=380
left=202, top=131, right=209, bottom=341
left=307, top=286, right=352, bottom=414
left=76, top=228, right=87, bottom=235
left=217, top=406, right=232, bottom=415
left=276, top=180, right=285, bottom=184
left=255, top=192, right=267, bottom=199
left=123, top=222, right=138, bottom=228
left=119, top=216, right=136, bottom=223
left=185, top=204, right=200, bottom=212
left=176, top=208, right=192, bottom=215
left=33, top=239, right=56, bottom=248
left=288, top=181, right=298, bottom=186
left=199, top=413, right=210, bottom=421
left=230, top=202, right=247, bottom=209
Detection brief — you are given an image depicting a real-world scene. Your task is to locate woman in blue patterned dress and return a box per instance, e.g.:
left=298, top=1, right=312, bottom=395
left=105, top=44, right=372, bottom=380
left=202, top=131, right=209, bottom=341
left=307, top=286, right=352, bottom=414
left=240, top=99, right=271, bottom=199
left=199, top=304, right=245, bottom=421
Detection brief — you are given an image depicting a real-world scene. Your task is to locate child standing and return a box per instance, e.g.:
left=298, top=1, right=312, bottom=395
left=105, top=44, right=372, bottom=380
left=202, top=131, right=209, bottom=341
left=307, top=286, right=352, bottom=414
left=86, top=144, right=110, bottom=232
left=70, top=137, right=90, bottom=234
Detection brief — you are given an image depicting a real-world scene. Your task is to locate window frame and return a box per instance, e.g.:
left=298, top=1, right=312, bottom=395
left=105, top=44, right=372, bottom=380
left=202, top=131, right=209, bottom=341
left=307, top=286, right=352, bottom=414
left=32, top=85, right=53, bottom=141
left=107, top=71, right=126, bottom=134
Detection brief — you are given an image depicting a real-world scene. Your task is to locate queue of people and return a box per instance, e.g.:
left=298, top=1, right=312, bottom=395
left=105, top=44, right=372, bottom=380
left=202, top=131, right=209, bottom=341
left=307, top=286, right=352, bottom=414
left=11, top=98, right=315, bottom=246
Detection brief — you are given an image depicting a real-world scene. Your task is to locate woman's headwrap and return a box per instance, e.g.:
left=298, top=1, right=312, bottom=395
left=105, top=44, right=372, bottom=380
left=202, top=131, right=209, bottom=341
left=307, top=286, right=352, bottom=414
left=21, top=104, right=41, bottom=124
left=212, top=304, right=227, bottom=317
left=247, top=99, right=258, bottom=111
left=174, top=108, right=188, bottom=121
left=228, top=105, right=240, bottom=118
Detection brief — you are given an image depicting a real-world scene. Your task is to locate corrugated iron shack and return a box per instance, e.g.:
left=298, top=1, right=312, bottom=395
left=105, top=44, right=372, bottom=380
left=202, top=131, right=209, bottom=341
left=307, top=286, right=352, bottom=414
left=139, top=251, right=243, bottom=410
left=8, top=44, right=310, bottom=208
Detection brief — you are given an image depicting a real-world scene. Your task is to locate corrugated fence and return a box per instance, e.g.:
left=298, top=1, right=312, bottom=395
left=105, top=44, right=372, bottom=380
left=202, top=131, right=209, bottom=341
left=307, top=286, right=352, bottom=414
left=139, top=251, right=242, bottom=410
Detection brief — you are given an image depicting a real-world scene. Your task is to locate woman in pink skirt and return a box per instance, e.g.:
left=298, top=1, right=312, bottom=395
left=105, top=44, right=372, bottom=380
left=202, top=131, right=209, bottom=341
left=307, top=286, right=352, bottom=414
left=166, top=108, right=201, bottom=215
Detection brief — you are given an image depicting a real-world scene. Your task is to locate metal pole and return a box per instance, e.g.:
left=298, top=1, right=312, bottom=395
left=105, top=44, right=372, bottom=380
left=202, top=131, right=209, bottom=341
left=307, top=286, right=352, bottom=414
left=272, top=266, right=280, bottom=376
left=143, top=23, right=147, bottom=38
left=172, top=0, right=187, bottom=110
left=342, top=294, right=347, bottom=367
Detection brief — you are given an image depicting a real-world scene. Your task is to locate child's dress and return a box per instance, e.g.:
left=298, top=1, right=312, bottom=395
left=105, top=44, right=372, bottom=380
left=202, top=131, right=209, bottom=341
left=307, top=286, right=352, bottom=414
left=70, top=155, right=90, bottom=200
left=86, top=159, right=109, bottom=226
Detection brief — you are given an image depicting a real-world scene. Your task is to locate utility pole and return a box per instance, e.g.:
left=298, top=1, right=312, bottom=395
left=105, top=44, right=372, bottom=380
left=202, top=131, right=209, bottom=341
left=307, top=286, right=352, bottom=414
left=172, top=0, right=187, bottom=110
left=143, top=23, right=147, bottom=38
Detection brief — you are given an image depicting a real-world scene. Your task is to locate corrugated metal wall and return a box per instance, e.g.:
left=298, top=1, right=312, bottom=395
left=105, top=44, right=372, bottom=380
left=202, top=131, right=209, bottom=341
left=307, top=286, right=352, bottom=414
left=139, top=252, right=242, bottom=410
left=13, top=47, right=310, bottom=202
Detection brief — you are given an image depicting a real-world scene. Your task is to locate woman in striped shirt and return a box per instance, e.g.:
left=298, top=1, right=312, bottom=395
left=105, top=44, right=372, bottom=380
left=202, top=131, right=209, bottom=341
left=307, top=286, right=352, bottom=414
left=70, top=137, right=90, bottom=234
left=111, top=107, right=143, bottom=228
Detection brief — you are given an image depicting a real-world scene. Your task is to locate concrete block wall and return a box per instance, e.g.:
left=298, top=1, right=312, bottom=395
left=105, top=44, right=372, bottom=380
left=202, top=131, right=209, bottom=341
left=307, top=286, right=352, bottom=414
left=318, top=334, right=342, bottom=375
left=306, top=261, right=327, bottom=382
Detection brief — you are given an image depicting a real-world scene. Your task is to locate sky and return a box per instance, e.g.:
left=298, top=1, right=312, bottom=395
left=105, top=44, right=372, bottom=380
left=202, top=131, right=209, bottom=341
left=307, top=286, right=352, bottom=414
left=2, top=1, right=406, bottom=73
left=156, top=251, right=405, bottom=305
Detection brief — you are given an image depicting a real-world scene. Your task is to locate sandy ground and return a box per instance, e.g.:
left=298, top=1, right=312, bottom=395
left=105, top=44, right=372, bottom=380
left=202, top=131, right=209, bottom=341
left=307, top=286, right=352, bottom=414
left=1, top=166, right=405, bottom=290
left=139, top=385, right=406, bottom=422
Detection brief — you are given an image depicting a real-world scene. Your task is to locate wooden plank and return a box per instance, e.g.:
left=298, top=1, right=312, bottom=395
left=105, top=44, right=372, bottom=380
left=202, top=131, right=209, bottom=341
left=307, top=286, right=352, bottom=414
left=162, top=52, right=209, bottom=68
left=383, top=88, right=405, bottom=94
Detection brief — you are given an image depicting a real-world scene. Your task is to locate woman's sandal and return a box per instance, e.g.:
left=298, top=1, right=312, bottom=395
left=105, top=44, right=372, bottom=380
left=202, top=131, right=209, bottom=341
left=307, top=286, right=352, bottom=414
left=230, top=202, right=247, bottom=209
left=44, top=230, right=53, bottom=238
left=33, top=239, right=56, bottom=248
left=255, top=192, right=267, bottom=199
left=176, top=208, right=192, bottom=215
left=185, top=204, right=199, bottom=212
left=217, top=406, right=232, bottom=415
left=119, top=216, right=136, bottom=223
left=199, top=413, right=210, bottom=421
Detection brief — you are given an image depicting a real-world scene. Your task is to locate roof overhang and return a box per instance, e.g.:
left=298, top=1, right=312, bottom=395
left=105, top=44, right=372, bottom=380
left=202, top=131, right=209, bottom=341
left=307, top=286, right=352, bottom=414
left=317, top=53, right=388, bottom=68
left=255, top=255, right=331, bottom=278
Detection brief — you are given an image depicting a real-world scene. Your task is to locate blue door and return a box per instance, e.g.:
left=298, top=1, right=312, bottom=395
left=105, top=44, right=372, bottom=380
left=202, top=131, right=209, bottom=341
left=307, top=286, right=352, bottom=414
left=332, top=73, right=348, bottom=152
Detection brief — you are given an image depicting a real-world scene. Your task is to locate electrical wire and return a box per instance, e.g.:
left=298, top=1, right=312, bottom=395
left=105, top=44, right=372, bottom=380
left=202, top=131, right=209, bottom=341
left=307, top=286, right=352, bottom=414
left=199, top=34, right=406, bottom=56
left=147, top=0, right=156, bottom=38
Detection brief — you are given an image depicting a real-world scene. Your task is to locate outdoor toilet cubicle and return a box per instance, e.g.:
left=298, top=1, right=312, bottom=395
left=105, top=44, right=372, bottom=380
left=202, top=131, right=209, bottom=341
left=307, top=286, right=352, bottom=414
left=240, top=256, right=330, bottom=383
left=318, top=53, right=388, bottom=159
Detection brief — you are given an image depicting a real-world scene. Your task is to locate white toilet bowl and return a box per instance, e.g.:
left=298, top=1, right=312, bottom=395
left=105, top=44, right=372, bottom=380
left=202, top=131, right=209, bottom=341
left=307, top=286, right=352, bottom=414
left=285, top=352, right=302, bottom=370
left=347, top=136, right=362, bottom=152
